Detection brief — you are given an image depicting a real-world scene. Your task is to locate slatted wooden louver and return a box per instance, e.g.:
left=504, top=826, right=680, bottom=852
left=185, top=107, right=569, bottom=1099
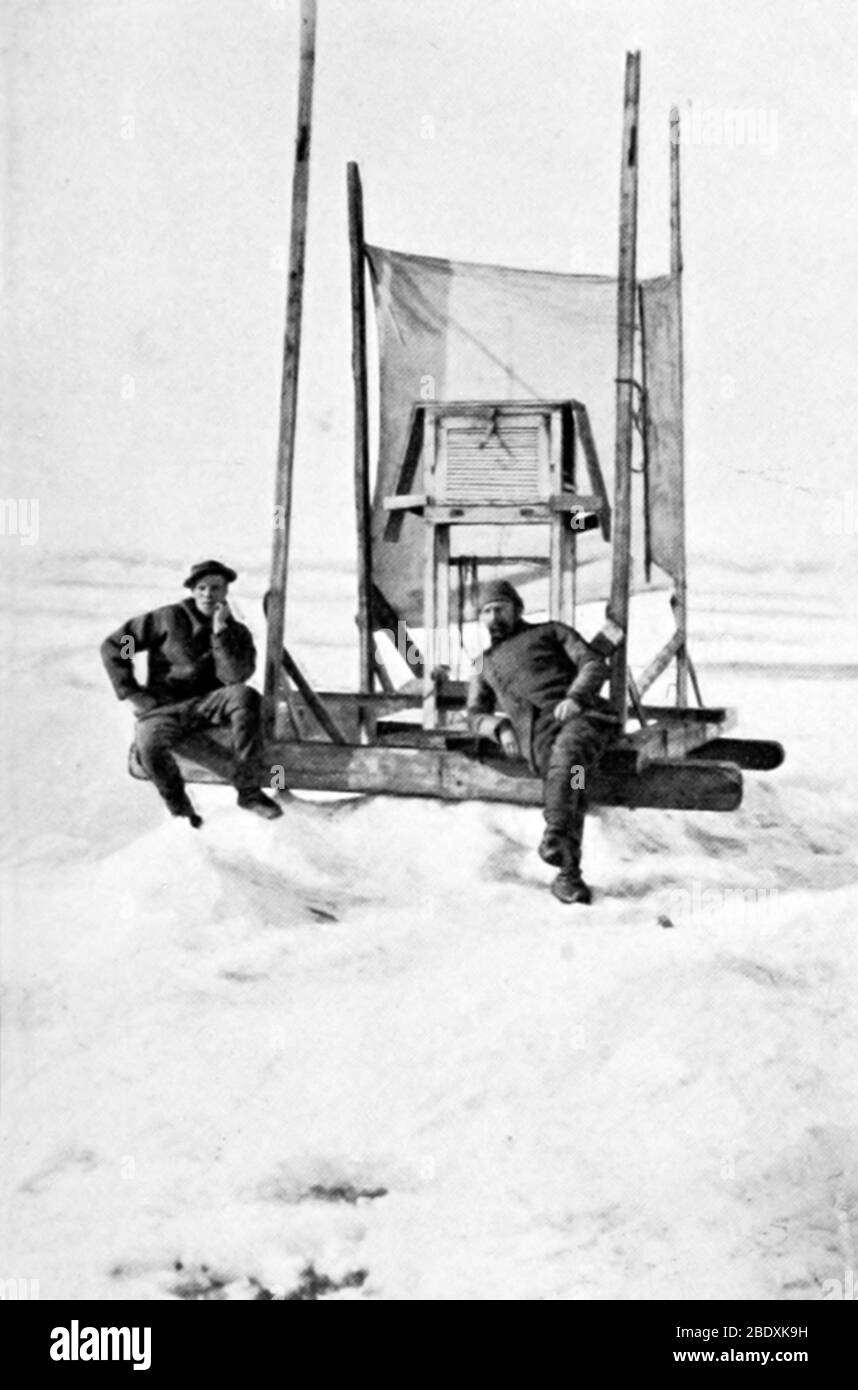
left=439, top=413, right=547, bottom=503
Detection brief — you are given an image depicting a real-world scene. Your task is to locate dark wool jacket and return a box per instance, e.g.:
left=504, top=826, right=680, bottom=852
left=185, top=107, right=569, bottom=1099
left=467, top=620, right=611, bottom=770
left=101, top=598, right=256, bottom=705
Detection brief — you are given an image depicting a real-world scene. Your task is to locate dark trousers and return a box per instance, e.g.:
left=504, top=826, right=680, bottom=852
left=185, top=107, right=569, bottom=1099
left=135, top=683, right=262, bottom=811
left=531, top=709, right=610, bottom=873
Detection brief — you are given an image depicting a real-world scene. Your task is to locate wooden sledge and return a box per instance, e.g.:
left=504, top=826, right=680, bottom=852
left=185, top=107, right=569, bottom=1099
left=130, top=15, right=783, bottom=816
left=128, top=686, right=782, bottom=814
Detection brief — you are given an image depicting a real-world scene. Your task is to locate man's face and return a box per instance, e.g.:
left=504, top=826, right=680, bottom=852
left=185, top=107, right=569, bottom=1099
left=191, top=574, right=228, bottom=617
left=480, top=598, right=518, bottom=643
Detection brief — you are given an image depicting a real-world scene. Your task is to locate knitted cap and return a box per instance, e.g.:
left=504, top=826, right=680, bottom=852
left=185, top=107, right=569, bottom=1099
left=478, top=579, right=524, bottom=611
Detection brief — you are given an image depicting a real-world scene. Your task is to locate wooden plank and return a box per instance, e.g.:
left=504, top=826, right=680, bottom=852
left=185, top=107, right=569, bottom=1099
left=422, top=522, right=438, bottom=727
left=371, top=711, right=736, bottom=754
left=639, top=703, right=732, bottom=723
left=264, top=0, right=318, bottom=732
left=437, top=526, right=451, bottom=656
left=464, top=556, right=480, bottom=625
left=347, top=161, right=373, bottom=694
left=686, top=647, right=704, bottom=706
left=281, top=646, right=347, bottom=744
left=261, top=590, right=348, bottom=742
left=571, top=403, right=612, bottom=540
left=426, top=503, right=550, bottom=524
left=592, top=759, right=742, bottom=811
left=626, top=670, right=649, bottom=727
left=421, top=399, right=584, bottom=416
left=383, top=492, right=428, bottom=512
left=620, top=708, right=735, bottom=767
left=130, top=739, right=743, bottom=812
left=371, top=582, right=425, bottom=681
left=549, top=507, right=563, bottom=621
left=372, top=656, right=396, bottom=694
left=547, top=408, right=567, bottom=622
left=636, top=630, right=684, bottom=697
left=607, top=50, right=641, bottom=720
left=422, top=524, right=450, bottom=728
left=280, top=689, right=730, bottom=732
left=382, top=407, right=427, bottom=541
left=692, top=738, right=785, bottom=772
left=548, top=493, right=605, bottom=513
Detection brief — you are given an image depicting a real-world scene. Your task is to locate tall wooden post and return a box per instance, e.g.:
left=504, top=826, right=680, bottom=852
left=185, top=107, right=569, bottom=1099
left=608, top=50, right=641, bottom=721
left=264, top=0, right=317, bottom=733
left=348, top=161, right=374, bottom=694
left=670, top=104, right=689, bottom=706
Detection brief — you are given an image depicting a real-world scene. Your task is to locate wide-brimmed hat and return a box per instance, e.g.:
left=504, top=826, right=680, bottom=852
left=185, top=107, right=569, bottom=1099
left=182, top=559, right=238, bottom=589
left=478, top=579, right=524, bottom=611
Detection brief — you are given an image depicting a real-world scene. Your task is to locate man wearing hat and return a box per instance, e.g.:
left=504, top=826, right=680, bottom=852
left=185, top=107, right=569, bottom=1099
left=467, top=579, right=616, bottom=904
left=101, top=560, right=282, bottom=826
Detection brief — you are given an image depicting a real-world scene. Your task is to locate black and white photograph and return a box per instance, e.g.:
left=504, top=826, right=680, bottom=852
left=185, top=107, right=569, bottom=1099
left=2, top=0, right=856, bottom=1335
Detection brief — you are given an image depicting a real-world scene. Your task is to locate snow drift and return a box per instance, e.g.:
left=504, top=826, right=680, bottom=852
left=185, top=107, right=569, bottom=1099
left=1, top=548, right=857, bottom=1300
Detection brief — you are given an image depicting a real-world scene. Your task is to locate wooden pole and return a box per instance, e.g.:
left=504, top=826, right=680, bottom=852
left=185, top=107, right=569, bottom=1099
left=637, top=282, right=653, bottom=584
left=608, top=50, right=642, bottom=720
left=670, top=104, right=689, bottom=706
left=264, top=0, right=317, bottom=733
left=347, top=161, right=374, bottom=694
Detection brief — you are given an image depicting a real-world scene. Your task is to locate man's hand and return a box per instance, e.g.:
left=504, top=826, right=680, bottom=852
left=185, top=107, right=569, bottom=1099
left=554, top=696, right=584, bottom=723
left=212, top=600, right=232, bottom=634
left=498, top=719, right=521, bottom=759
left=129, top=692, right=159, bottom=717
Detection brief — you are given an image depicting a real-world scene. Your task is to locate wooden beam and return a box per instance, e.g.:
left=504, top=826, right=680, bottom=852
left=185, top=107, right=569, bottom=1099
left=372, top=650, right=396, bottom=694
left=549, top=493, right=606, bottom=513
left=422, top=523, right=450, bottom=728
left=280, top=646, right=347, bottom=744
left=387, top=497, right=606, bottom=526
left=608, top=50, right=642, bottom=721
left=622, top=707, right=736, bottom=768
left=382, top=405, right=426, bottom=541
left=626, top=670, right=649, bottom=727
left=693, top=738, right=785, bottom=772
left=347, top=161, right=374, bottom=694
left=370, top=582, right=426, bottom=681
left=571, top=404, right=612, bottom=540
left=637, top=281, right=653, bottom=582
left=669, top=104, right=689, bottom=706
left=130, top=739, right=743, bottom=812
left=262, top=586, right=347, bottom=742
left=264, top=0, right=317, bottom=733
left=278, top=689, right=731, bottom=736
left=636, top=630, right=684, bottom=697
left=686, top=647, right=704, bottom=706
left=383, top=492, right=428, bottom=512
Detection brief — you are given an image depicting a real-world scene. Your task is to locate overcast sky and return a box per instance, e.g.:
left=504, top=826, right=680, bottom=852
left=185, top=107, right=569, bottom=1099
left=3, top=0, right=856, bottom=579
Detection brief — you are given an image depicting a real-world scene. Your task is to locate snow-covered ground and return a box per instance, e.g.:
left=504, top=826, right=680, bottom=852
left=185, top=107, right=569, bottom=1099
left=2, top=547, right=857, bottom=1300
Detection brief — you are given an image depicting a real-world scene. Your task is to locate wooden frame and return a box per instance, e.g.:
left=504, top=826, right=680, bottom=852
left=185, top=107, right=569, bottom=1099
left=130, top=37, right=783, bottom=817
left=251, top=47, right=772, bottom=813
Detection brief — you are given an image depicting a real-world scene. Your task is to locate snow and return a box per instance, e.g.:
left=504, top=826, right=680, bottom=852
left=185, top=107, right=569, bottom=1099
left=2, top=548, right=858, bottom=1301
